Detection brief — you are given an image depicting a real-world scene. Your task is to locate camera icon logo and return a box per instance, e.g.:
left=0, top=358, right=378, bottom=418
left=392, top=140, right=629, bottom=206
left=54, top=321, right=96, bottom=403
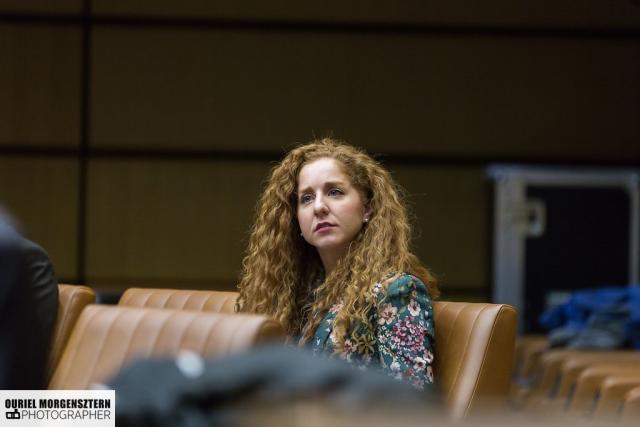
left=6, top=409, right=20, bottom=420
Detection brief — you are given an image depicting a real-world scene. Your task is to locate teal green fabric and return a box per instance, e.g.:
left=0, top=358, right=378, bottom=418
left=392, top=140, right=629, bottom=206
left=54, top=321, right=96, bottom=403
left=311, top=273, right=435, bottom=389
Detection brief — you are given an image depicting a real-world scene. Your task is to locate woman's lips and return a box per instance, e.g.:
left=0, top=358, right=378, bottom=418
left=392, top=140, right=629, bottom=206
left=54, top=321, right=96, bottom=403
left=314, top=223, right=335, bottom=232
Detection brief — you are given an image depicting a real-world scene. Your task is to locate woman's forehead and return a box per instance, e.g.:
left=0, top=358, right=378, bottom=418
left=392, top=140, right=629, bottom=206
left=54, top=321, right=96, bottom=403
left=297, top=158, right=351, bottom=188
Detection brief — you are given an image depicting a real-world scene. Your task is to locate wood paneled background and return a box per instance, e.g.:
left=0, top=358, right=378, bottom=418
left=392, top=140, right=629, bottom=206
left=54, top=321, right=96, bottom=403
left=2, top=1, right=639, bottom=300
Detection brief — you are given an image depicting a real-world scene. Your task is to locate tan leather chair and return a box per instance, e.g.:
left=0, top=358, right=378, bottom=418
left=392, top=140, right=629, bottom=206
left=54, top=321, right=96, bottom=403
left=513, top=334, right=548, bottom=380
left=591, top=373, right=640, bottom=420
left=49, top=284, right=96, bottom=375
left=620, top=385, right=640, bottom=425
left=524, top=349, right=578, bottom=405
left=567, top=363, right=640, bottom=415
left=525, top=349, right=640, bottom=409
left=119, top=288, right=237, bottom=313
left=119, top=289, right=518, bottom=420
left=511, top=334, right=549, bottom=405
left=49, top=304, right=283, bottom=389
left=558, top=359, right=640, bottom=410
left=433, top=301, right=517, bottom=420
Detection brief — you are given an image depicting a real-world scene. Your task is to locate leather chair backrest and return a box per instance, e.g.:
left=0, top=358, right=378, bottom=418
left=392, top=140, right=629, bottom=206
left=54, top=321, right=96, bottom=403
left=559, top=360, right=640, bottom=409
left=433, top=301, right=517, bottom=420
left=119, top=289, right=518, bottom=420
left=50, top=284, right=95, bottom=375
left=621, top=385, right=640, bottom=425
left=49, top=304, right=283, bottom=389
left=592, top=374, right=640, bottom=419
left=119, top=288, right=237, bottom=313
left=569, top=365, right=633, bottom=414
left=513, top=335, right=547, bottom=379
left=51, top=286, right=523, bottom=411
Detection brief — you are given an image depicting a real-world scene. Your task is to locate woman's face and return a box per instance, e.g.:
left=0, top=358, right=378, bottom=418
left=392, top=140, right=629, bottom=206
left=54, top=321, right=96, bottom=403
left=296, top=158, right=369, bottom=269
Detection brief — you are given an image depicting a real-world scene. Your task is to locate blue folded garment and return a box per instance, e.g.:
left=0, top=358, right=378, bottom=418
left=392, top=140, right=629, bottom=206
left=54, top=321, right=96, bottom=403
left=539, top=285, right=640, bottom=349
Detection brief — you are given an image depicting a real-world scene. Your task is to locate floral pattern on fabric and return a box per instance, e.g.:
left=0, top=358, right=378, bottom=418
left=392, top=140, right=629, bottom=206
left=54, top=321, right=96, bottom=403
left=311, top=273, right=435, bottom=390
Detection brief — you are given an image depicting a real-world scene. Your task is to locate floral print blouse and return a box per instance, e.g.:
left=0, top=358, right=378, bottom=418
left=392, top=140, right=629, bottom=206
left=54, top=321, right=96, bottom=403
left=310, top=273, right=435, bottom=390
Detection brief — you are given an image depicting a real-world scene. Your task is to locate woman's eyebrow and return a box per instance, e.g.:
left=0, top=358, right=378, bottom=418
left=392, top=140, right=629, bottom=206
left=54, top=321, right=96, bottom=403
left=297, top=180, right=347, bottom=194
left=297, top=185, right=312, bottom=194
left=323, top=180, right=347, bottom=188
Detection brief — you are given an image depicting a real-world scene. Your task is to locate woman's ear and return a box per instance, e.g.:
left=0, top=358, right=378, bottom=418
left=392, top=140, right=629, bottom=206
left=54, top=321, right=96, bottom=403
left=364, top=204, right=373, bottom=222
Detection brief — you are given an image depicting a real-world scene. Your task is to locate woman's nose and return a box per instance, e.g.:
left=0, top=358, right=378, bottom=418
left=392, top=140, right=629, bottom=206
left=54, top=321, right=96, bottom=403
left=313, top=196, right=328, bottom=214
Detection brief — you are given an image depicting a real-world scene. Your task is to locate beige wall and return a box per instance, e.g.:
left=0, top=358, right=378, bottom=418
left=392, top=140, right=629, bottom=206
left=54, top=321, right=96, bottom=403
left=2, top=2, right=639, bottom=300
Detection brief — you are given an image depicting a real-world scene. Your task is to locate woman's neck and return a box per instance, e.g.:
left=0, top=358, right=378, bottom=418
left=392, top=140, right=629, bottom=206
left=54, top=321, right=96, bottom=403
left=318, top=246, right=347, bottom=275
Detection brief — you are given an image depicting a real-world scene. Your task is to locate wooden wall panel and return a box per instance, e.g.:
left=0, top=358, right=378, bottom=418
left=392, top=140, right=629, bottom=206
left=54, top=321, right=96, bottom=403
left=392, top=165, right=488, bottom=294
left=5, top=3, right=638, bottom=301
left=92, top=0, right=640, bottom=29
left=0, top=25, right=81, bottom=147
left=0, top=157, right=78, bottom=280
left=91, top=28, right=640, bottom=161
left=85, top=158, right=488, bottom=294
left=0, top=0, right=80, bottom=13
left=86, top=159, right=272, bottom=289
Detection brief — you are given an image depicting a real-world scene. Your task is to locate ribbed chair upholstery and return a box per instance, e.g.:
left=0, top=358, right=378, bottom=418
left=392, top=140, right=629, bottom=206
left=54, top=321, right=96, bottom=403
left=49, top=305, right=283, bottom=389
left=119, top=289, right=518, bottom=420
left=49, top=284, right=96, bottom=375
left=119, top=288, right=237, bottom=313
left=433, top=301, right=517, bottom=420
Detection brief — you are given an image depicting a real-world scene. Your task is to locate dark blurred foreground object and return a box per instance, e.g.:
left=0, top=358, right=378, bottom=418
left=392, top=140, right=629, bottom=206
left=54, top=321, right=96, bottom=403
left=0, top=215, right=59, bottom=389
left=110, top=346, right=443, bottom=427
left=539, top=285, right=640, bottom=349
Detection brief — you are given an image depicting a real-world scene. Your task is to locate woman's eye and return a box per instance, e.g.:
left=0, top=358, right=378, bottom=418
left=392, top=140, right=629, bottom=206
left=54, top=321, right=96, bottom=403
left=300, top=194, right=313, bottom=204
left=328, top=188, right=343, bottom=197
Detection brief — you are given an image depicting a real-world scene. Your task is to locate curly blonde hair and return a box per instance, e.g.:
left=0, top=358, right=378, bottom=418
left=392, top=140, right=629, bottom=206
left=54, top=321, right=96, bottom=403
left=237, top=138, right=438, bottom=352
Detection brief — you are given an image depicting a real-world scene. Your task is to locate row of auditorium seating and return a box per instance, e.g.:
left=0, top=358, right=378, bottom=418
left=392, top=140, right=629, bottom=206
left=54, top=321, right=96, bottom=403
left=51, top=284, right=519, bottom=421
left=511, top=335, right=640, bottom=424
left=50, top=285, right=282, bottom=390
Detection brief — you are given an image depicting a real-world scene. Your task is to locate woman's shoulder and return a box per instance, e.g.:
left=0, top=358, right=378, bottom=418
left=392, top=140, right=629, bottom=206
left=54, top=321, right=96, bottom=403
left=385, top=272, right=429, bottom=293
left=371, top=272, right=435, bottom=339
left=372, top=272, right=431, bottom=301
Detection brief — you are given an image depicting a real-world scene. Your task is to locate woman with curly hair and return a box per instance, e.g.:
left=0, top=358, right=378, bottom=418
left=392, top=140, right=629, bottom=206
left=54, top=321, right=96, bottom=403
left=237, top=137, right=438, bottom=389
